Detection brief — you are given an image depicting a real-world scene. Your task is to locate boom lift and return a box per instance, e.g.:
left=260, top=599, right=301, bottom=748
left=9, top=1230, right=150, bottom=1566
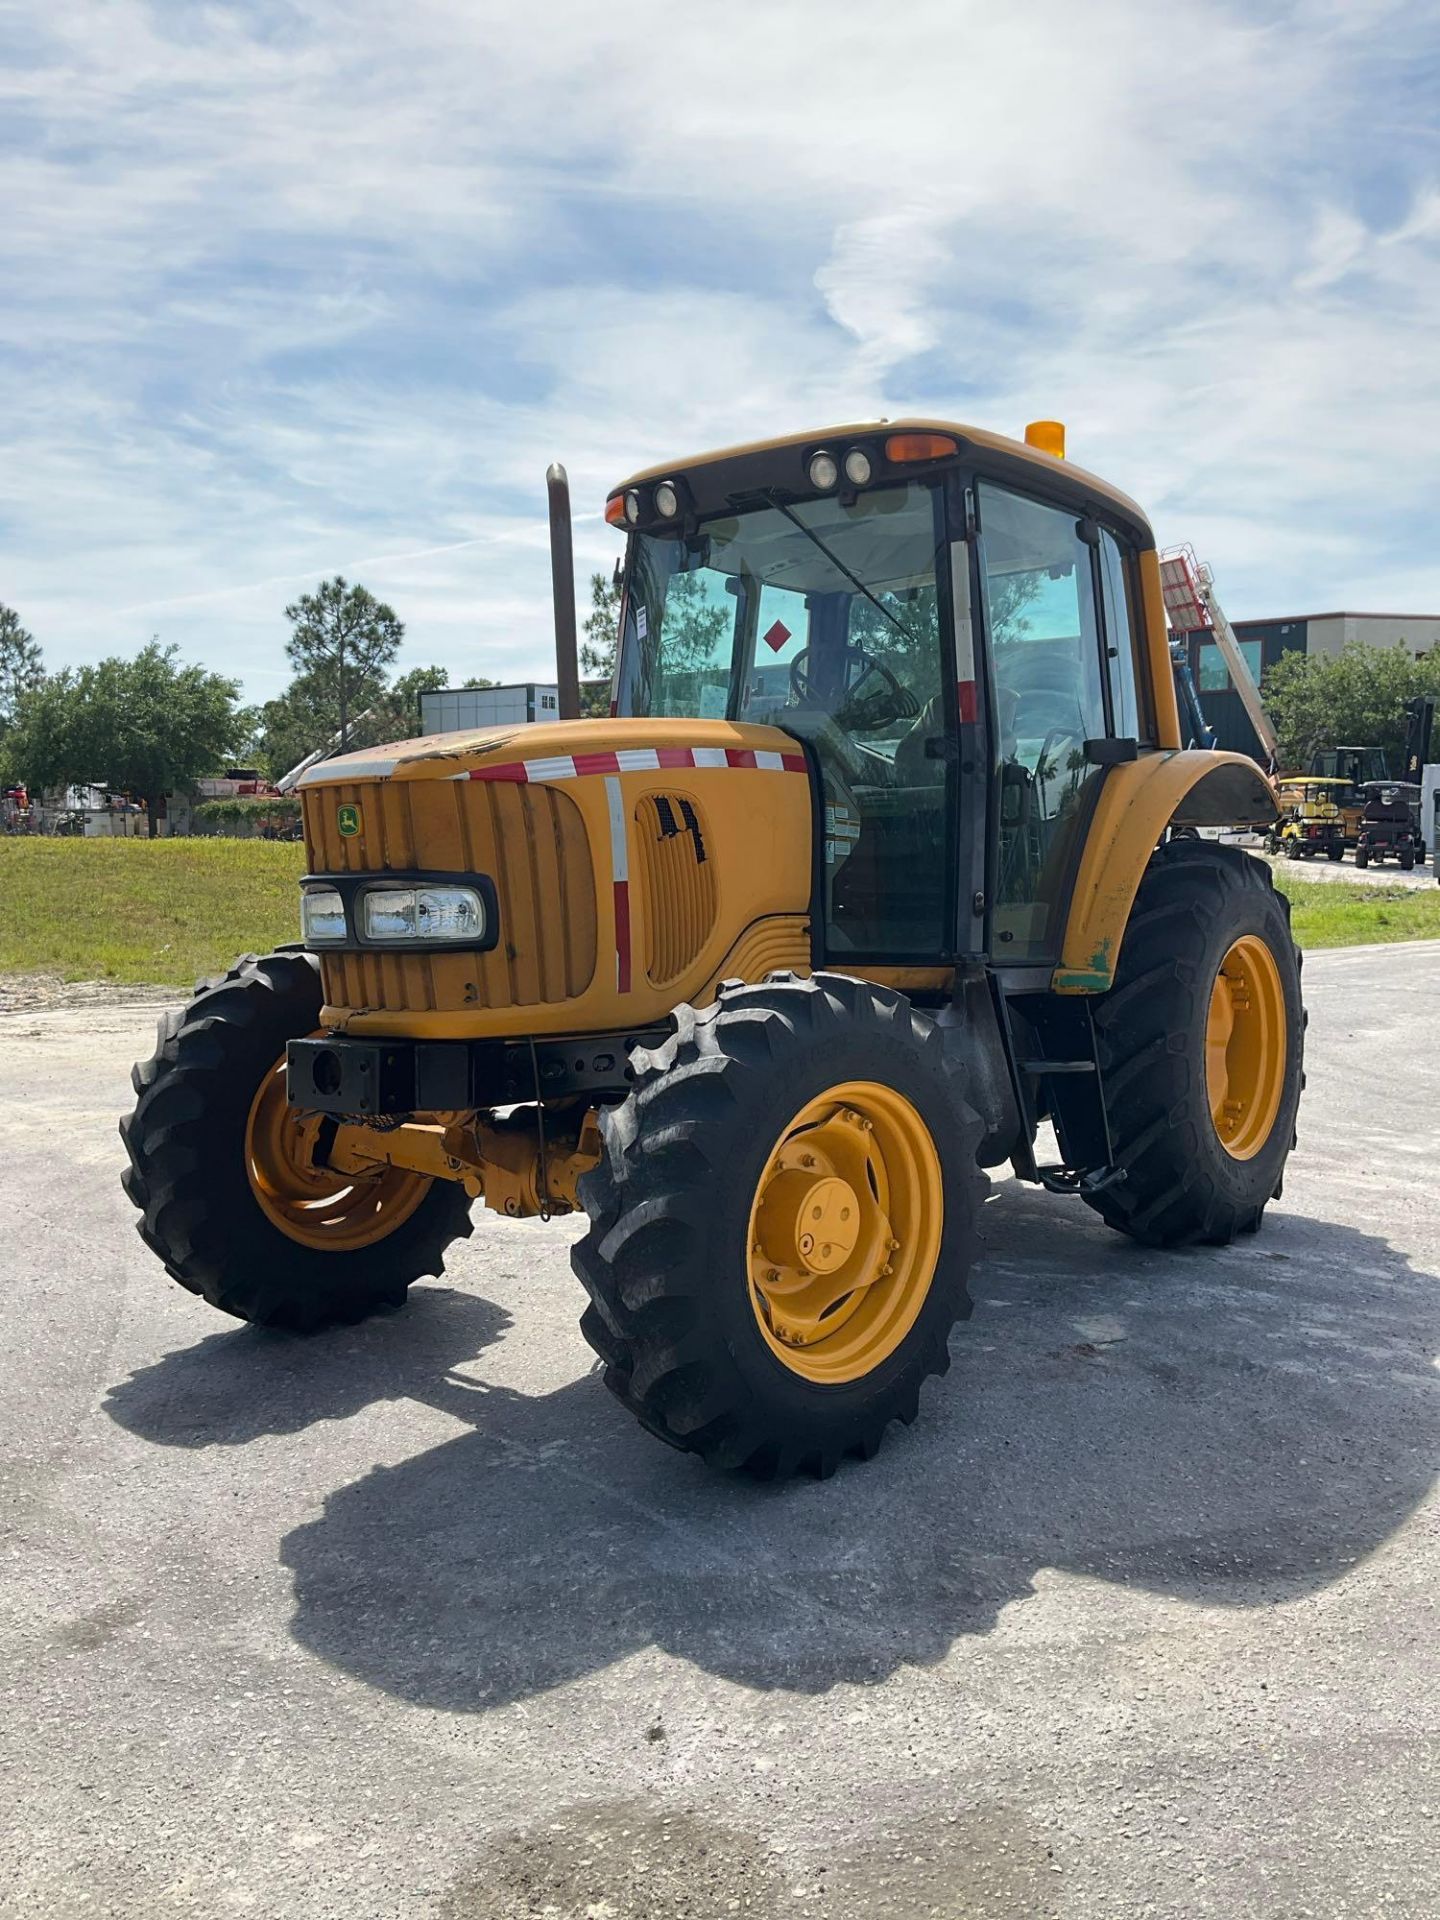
left=1158, top=546, right=1280, bottom=771
left=1168, top=638, right=1216, bottom=750
left=121, top=419, right=1304, bottom=1477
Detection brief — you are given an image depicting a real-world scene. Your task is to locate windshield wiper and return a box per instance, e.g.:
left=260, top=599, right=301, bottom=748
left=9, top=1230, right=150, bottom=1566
left=762, top=492, right=919, bottom=644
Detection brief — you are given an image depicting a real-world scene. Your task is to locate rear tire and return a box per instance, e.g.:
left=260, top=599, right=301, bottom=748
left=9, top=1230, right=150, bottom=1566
left=1400, top=849, right=1415, bottom=871
left=1084, top=841, right=1304, bottom=1248
left=1355, top=847, right=1369, bottom=868
left=572, top=973, right=986, bottom=1476
left=120, top=952, right=473, bottom=1330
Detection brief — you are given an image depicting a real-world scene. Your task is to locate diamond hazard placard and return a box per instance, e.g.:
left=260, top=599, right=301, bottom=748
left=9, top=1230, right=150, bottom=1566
left=763, top=620, right=792, bottom=653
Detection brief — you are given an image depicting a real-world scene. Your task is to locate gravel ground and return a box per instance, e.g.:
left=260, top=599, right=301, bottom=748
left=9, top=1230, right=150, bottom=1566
left=0, top=973, right=179, bottom=1014
left=1262, top=852, right=1436, bottom=889
left=2, top=945, right=1437, bottom=1918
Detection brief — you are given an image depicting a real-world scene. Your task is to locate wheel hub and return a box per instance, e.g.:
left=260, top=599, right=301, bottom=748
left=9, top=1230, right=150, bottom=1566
left=745, top=1083, right=942, bottom=1382
left=1205, top=935, right=1287, bottom=1161
left=755, top=1169, right=862, bottom=1276
left=245, top=1046, right=432, bottom=1250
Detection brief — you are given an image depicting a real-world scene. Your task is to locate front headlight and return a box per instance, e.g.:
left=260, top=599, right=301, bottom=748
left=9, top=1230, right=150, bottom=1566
left=361, top=885, right=487, bottom=944
left=300, top=885, right=347, bottom=944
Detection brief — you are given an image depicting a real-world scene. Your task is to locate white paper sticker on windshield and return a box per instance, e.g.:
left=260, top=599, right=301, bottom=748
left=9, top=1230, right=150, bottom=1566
left=636, top=606, right=648, bottom=640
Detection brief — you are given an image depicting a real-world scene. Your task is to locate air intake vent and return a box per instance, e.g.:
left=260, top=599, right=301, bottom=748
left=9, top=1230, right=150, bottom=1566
left=635, top=793, right=717, bottom=988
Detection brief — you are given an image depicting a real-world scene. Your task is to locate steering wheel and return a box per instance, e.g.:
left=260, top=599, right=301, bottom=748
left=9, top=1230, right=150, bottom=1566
left=789, top=644, right=919, bottom=731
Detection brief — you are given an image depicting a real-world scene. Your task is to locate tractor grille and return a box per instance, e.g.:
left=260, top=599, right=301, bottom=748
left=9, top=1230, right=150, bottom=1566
left=634, top=793, right=716, bottom=987
left=302, top=778, right=597, bottom=1012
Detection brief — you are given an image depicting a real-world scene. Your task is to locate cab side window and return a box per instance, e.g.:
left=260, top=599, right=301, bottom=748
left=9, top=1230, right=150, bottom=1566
left=978, top=483, right=1108, bottom=961
left=1098, top=529, right=1145, bottom=743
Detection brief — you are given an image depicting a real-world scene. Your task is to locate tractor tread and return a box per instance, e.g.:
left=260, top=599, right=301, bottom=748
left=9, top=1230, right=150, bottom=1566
left=120, top=950, right=471, bottom=1331
left=1085, top=839, right=1304, bottom=1248
left=572, top=971, right=986, bottom=1477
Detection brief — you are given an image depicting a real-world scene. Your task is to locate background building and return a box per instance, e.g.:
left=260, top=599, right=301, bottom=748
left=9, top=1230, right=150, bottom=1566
left=1178, top=612, right=1440, bottom=760
left=419, top=683, right=561, bottom=734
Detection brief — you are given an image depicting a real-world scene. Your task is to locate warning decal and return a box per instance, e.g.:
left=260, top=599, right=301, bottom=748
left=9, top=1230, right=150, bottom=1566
left=763, top=620, right=792, bottom=653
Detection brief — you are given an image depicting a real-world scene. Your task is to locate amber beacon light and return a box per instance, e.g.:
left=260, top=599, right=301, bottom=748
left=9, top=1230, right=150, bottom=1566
left=1024, top=419, right=1066, bottom=459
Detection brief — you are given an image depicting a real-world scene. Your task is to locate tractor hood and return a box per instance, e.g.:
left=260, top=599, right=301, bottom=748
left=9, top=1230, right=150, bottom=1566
left=296, top=717, right=817, bottom=1043
left=295, top=717, right=808, bottom=788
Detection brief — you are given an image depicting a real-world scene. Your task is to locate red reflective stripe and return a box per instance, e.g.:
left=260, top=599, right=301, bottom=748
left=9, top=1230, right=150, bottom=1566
left=957, top=680, right=978, bottom=725
left=613, top=879, right=632, bottom=992
left=467, top=762, right=529, bottom=782
left=462, top=745, right=812, bottom=782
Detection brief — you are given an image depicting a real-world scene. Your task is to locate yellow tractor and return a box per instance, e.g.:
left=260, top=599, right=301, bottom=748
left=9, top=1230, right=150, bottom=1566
left=121, top=419, right=1304, bottom=1477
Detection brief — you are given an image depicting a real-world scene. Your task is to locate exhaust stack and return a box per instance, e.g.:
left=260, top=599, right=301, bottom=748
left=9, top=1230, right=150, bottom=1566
left=547, top=462, right=581, bottom=721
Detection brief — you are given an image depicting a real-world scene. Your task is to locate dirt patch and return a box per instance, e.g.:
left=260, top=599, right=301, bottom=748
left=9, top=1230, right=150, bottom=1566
left=0, top=972, right=179, bottom=1015
left=442, top=1801, right=785, bottom=1920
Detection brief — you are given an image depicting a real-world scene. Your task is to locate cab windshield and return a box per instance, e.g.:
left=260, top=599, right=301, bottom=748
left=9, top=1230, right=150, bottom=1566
left=614, top=481, right=952, bottom=956
left=615, top=481, right=944, bottom=752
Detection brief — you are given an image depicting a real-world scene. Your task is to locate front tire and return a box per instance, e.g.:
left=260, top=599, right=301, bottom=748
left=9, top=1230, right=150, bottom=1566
left=120, top=952, right=472, bottom=1330
left=572, top=973, right=986, bottom=1477
left=1084, top=841, right=1304, bottom=1248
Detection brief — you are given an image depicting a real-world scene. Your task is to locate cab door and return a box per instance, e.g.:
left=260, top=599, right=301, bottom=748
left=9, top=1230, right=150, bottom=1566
left=974, top=482, right=1119, bottom=966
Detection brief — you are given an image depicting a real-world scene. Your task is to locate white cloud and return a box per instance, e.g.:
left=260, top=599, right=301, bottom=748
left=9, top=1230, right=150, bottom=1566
left=2, top=0, right=1439, bottom=700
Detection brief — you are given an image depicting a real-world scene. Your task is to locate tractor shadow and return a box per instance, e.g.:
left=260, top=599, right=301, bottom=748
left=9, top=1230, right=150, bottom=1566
left=104, top=1285, right=514, bottom=1448
left=105, top=1188, right=1440, bottom=1713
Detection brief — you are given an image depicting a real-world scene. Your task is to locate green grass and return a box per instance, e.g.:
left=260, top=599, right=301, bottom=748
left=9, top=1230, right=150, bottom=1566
left=0, top=838, right=305, bottom=987
left=1273, top=873, right=1440, bottom=950
left=0, top=837, right=1436, bottom=992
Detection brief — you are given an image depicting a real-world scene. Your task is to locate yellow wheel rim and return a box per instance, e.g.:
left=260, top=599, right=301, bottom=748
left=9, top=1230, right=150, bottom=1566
left=245, top=1050, right=432, bottom=1251
left=1205, top=936, right=1287, bottom=1160
left=745, top=1080, right=943, bottom=1385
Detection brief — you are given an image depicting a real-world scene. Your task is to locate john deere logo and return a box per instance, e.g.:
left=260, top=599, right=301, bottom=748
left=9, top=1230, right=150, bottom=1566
left=337, top=803, right=362, bottom=838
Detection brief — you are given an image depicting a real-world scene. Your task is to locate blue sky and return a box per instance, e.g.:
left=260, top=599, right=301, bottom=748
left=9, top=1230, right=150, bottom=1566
left=3, top=0, right=1439, bottom=704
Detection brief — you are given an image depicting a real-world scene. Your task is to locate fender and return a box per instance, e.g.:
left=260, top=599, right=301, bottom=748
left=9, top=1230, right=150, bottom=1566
left=1053, top=749, right=1279, bottom=994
